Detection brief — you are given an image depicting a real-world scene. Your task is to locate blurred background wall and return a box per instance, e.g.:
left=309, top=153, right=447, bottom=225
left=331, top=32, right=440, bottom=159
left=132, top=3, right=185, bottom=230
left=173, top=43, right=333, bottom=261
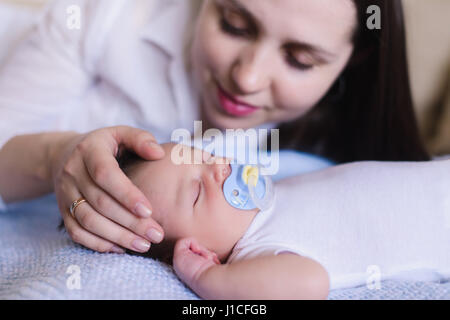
left=0, top=0, right=449, bottom=156
left=403, top=0, right=450, bottom=156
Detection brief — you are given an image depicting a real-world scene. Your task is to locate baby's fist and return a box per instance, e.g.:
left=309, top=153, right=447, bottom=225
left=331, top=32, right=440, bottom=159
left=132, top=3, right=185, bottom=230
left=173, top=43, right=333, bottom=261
left=173, top=237, right=220, bottom=287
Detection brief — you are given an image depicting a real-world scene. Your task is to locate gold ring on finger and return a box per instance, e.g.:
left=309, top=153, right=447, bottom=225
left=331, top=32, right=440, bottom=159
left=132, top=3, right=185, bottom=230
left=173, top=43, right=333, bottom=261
left=69, top=197, right=87, bottom=217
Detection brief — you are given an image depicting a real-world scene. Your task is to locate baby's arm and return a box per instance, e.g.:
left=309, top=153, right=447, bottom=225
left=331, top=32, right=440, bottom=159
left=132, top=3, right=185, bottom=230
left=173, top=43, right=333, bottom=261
left=173, top=238, right=329, bottom=300
left=195, top=253, right=329, bottom=300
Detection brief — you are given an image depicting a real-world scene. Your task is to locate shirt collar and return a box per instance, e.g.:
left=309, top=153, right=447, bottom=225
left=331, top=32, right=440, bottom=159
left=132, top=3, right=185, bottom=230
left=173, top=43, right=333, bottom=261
left=140, top=0, right=193, bottom=58
left=140, top=0, right=202, bottom=131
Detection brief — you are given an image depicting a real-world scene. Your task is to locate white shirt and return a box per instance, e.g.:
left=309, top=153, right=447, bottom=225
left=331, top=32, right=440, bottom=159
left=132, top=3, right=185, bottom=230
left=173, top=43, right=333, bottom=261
left=0, top=0, right=201, bottom=208
left=0, top=0, right=201, bottom=149
left=227, top=159, right=450, bottom=290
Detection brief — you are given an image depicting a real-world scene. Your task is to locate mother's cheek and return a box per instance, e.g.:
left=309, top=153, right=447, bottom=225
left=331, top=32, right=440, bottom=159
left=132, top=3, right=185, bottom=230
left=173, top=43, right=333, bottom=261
left=201, top=34, right=238, bottom=81
left=194, top=14, right=227, bottom=73
left=280, top=73, right=339, bottom=111
left=276, top=85, right=321, bottom=113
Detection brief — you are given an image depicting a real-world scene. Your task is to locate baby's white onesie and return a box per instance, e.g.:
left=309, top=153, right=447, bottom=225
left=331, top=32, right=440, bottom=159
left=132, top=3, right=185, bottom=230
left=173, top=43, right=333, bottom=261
left=227, top=160, right=450, bottom=290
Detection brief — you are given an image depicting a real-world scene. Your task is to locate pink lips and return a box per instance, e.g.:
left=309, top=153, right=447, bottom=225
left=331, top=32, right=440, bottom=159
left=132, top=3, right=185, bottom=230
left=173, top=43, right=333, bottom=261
left=217, top=85, right=260, bottom=117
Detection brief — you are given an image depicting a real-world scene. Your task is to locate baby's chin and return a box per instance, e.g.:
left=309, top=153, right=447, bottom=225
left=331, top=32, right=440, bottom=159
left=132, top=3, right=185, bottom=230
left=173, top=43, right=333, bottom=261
left=217, top=207, right=261, bottom=258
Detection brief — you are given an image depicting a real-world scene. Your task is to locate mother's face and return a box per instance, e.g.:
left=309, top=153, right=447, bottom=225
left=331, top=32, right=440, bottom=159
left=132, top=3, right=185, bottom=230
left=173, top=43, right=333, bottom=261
left=190, top=0, right=357, bottom=130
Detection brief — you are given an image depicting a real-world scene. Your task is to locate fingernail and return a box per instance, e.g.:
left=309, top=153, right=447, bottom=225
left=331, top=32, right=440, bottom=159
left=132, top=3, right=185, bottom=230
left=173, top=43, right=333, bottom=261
left=110, top=245, right=125, bottom=254
left=135, top=202, right=152, bottom=218
left=149, top=141, right=163, bottom=151
left=146, top=228, right=163, bottom=243
left=132, top=239, right=151, bottom=252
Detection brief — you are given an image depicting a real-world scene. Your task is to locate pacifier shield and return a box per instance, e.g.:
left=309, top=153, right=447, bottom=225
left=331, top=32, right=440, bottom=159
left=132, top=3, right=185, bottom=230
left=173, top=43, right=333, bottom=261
left=223, top=163, right=266, bottom=210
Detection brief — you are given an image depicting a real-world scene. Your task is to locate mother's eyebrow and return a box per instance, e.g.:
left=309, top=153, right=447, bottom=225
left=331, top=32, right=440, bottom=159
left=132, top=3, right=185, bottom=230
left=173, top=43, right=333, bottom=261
left=218, top=0, right=261, bottom=32
left=219, top=0, right=336, bottom=61
left=221, top=0, right=253, bottom=20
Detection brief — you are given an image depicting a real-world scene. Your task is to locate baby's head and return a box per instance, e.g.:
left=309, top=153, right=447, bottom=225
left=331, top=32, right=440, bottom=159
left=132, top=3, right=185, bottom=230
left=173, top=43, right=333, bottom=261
left=118, top=143, right=259, bottom=264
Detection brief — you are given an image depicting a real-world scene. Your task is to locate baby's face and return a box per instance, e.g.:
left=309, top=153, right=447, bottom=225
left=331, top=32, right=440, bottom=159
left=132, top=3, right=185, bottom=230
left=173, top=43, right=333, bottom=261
left=130, top=143, right=258, bottom=261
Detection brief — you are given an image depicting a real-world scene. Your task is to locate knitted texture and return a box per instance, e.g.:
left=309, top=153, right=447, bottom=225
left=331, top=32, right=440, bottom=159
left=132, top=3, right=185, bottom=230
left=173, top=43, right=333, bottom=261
left=1, top=194, right=449, bottom=300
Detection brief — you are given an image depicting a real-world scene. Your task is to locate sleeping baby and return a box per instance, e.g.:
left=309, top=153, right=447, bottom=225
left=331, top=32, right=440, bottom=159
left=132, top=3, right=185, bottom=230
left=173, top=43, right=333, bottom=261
left=116, top=142, right=450, bottom=300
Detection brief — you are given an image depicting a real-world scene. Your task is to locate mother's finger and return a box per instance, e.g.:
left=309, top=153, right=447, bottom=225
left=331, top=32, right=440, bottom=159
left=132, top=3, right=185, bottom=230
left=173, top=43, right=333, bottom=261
left=83, top=146, right=155, bottom=218
left=62, top=205, right=125, bottom=254
left=111, top=126, right=165, bottom=161
left=55, top=177, right=125, bottom=254
left=71, top=198, right=152, bottom=253
left=73, top=167, right=164, bottom=243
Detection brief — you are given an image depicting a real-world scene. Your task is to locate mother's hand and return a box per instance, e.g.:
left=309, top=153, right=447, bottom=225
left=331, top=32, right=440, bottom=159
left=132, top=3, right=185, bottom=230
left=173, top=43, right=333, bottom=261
left=50, top=126, right=165, bottom=254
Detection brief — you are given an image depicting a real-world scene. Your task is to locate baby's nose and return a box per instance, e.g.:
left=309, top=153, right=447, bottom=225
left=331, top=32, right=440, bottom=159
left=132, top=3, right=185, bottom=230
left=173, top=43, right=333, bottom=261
left=213, top=163, right=232, bottom=185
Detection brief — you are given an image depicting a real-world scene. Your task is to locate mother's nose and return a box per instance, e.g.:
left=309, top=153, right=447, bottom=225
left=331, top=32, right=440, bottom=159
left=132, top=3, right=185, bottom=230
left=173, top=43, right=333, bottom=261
left=231, top=44, right=273, bottom=94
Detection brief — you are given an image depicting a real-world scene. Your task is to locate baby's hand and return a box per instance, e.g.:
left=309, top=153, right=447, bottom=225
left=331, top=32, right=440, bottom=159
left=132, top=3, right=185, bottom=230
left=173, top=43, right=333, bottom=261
left=173, top=237, right=220, bottom=288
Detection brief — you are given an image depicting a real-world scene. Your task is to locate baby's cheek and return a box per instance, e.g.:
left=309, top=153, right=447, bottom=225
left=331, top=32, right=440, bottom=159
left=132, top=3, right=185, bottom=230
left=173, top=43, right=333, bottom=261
left=166, top=216, right=195, bottom=241
left=193, top=208, right=228, bottom=245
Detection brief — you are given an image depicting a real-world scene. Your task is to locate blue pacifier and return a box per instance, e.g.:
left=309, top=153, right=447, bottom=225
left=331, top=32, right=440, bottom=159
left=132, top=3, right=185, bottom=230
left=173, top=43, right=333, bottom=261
left=223, top=163, right=275, bottom=211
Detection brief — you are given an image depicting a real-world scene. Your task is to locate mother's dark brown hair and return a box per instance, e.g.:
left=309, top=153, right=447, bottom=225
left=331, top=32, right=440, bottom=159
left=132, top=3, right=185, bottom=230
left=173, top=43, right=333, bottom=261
left=276, top=0, right=430, bottom=163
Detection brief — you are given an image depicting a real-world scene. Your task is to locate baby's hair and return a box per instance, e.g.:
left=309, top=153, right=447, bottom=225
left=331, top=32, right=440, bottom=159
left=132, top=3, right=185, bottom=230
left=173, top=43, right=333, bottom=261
left=58, top=147, right=175, bottom=265
left=116, top=147, right=144, bottom=176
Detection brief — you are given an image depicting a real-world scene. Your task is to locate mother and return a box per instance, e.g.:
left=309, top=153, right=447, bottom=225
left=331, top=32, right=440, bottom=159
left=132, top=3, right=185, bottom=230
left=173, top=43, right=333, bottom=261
left=0, top=0, right=429, bottom=254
